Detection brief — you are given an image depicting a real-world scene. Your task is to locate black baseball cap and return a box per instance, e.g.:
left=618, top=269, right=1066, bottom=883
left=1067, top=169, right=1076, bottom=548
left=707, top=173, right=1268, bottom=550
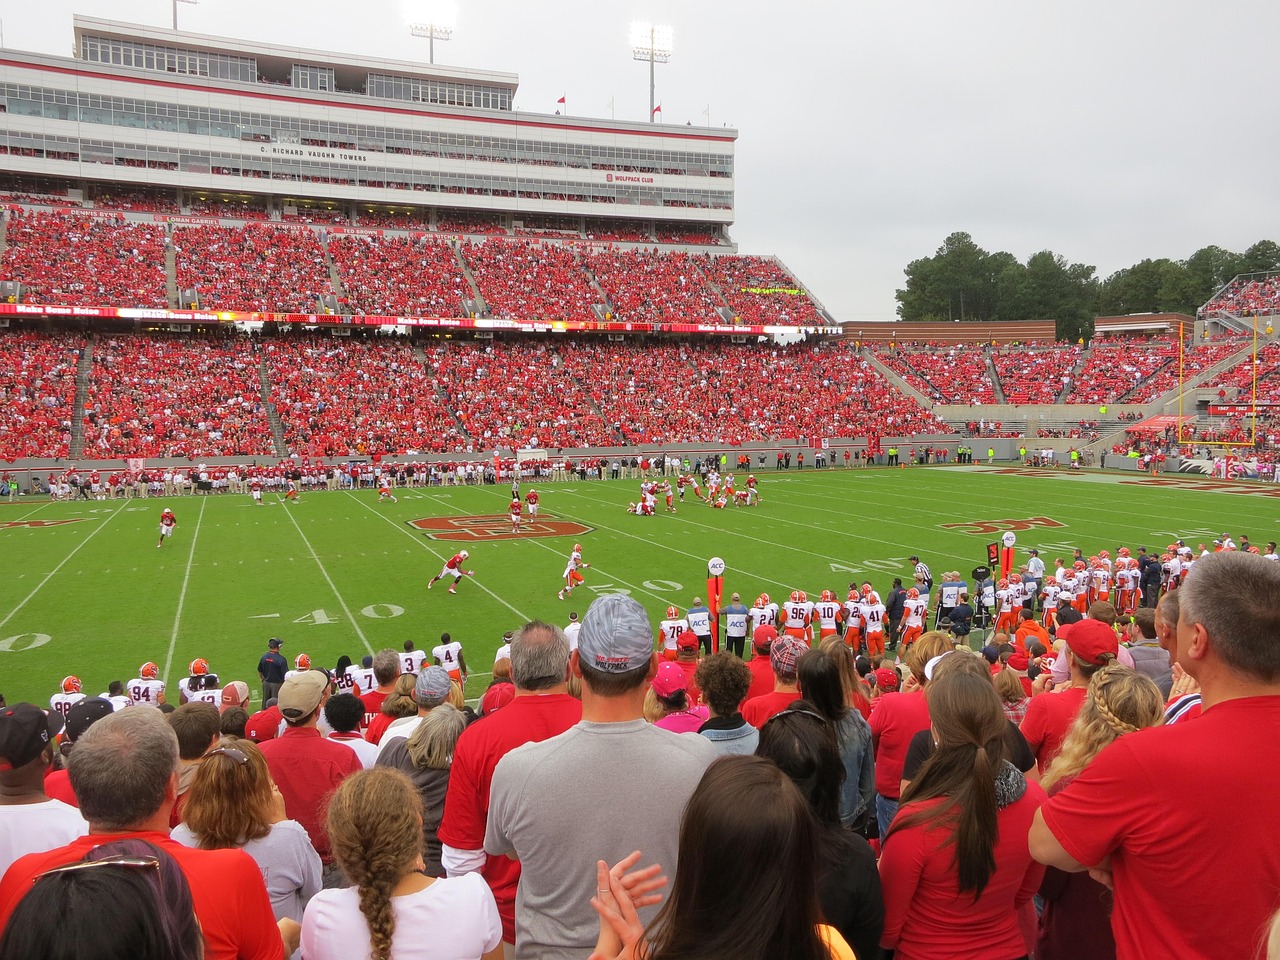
left=0, top=704, right=63, bottom=770
left=268, top=637, right=284, bottom=649
left=65, top=697, right=115, bottom=742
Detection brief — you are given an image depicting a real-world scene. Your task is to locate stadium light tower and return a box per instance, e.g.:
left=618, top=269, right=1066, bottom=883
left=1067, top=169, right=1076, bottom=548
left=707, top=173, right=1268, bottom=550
left=406, top=0, right=458, bottom=64
left=172, top=0, right=198, bottom=31
left=630, top=22, right=673, bottom=123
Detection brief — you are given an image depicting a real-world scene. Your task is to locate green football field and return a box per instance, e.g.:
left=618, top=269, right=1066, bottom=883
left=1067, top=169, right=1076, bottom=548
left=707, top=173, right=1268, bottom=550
left=0, top=464, right=1273, bottom=709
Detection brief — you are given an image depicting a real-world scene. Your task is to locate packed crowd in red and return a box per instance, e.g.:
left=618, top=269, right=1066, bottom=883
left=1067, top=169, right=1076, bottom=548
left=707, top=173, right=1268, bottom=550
left=429, top=341, right=619, bottom=449
left=329, top=235, right=469, bottom=318
left=1062, top=339, right=1185, bottom=404
left=463, top=239, right=599, bottom=323
left=0, top=332, right=79, bottom=459
left=1201, top=274, right=1280, bottom=317
left=1126, top=340, right=1245, bottom=402
left=266, top=337, right=464, bottom=457
left=992, top=344, right=1081, bottom=404
left=84, top=335, right=275, bottom=459
left=2, top=212, right=168, bottom=308
left=697, top=254, right=825, bottom=327
left=172, top=224, right=331, bottom=313
left=1206, top=341, right=1280, bottom=401
left=584, top=249, right=723, bottom=324
left=872, top=345, right=996, bottom=404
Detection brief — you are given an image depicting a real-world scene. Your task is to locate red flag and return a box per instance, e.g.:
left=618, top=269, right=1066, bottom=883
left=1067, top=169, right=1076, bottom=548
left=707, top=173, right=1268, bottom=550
left=652, top=103, right=662, bottom=116
left=556, top=95, right=566, bottom=105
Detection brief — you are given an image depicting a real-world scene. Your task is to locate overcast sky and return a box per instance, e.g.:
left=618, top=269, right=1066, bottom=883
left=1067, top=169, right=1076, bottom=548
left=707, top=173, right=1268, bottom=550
left=9, top=0, right=1280, bottom=321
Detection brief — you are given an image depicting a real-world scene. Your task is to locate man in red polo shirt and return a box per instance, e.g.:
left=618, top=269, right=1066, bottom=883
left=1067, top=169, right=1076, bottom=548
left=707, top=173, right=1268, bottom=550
left=259, top=670, right=362, bottom=886
left=1031, top=552, right=1280, bottom=960
left=359, top=648, right=402, bottom=727
left=1020, top=618, right=1118, bottom=772
left=438, top=620, right=582, bottom=950
left=0, top=708, right=289, bottom=960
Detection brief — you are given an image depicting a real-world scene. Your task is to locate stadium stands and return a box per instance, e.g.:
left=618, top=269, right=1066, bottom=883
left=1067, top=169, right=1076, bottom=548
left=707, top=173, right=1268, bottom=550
left=872, top=344, right=996, bottom=404
left=172, top=224, right=332, bottom=313
left=462, top=239, right=599, bottom=323
left=266, top=336, right=464, bottom=457
left=329, top=234, right=469, bottom=318
left=2, top=212, right=168, bottom=308
left=0, top=332, right=79, bottom=459
left=992, top=344, right=1081, bottom=404
left=583, top=248, right=722, bottom=324
left=84, top=335, right=275, bottom=459
left=697, top=254, right=824, bottom=326
left=1202, top=274, right=1280, bottom=318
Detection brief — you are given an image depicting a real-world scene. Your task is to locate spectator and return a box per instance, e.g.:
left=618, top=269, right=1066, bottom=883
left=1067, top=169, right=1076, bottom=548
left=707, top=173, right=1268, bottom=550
left=1020, top=620, right=1119, bottom=773
left=644, top=663, right=709, bottom=733
left=172, top=737, right=322, bottom=924
left=0, top=708, right=291, bottom=960
left=258, top=670, right=363, bottom=887
left=1035, top=666, right=1163, bottom=960
left=485, top=594, right=716, bottom=959
left=879, top=669, right=1046, bottom=958
left=0, top=703, right=87, bottom=874
left=324, top=693, right=381, bottom=768
left=590, top=755, right=856, bottom=960
left=438, top=620, right=581, bottom=952
left=693, top=652, right=758, bottom=755
left=869, top=631, right=955, bottom=837
left=744, top=624, right=778, bottom=700
left=360, top=649, right=401, bottom=727
left=219, top=706, right=249, bottom=739
left=302, top=768, right=502, bottom=960
left=363, top=673, right=419, bottom=746
left=43, top=696, right=114, bottom=807
left=1124, top=607, right=1172, bottom=697
left=167, top=702, right=221, bottom=827
left=376, top=702, right=468, bottom=877
left=819, top=638, right=873, bottom=720
left=757, top=707, right=885, bottom=960
left=375, top=666, right=455, bottom=750
left=0, top=838, right=202, bottom=960
left=799, top=649, right=875, bottom=829
left=741, top=635, right=808, bottom=727
left=479, top=657, right=515, bottom=717
left=1031, top=552, right=1280, bottom=960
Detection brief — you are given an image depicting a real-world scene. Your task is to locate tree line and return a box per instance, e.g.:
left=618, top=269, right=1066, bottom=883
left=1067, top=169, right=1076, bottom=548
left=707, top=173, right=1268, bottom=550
left=895, top=232, right=1280, bottom=341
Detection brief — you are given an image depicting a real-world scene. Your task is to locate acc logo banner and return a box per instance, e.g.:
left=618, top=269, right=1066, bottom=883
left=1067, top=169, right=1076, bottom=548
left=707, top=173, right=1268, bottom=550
left=408, top=514, right=592, bottom=542
left=940, top=517, right=1065, bottom=536
left=0, top=519, right=87, bottom=529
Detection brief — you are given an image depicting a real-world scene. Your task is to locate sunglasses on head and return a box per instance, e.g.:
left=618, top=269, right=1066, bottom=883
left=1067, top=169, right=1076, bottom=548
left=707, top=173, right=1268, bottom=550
left=205, top=745, right=249, bottom=764
left=35, top=855, right=160, bottom=883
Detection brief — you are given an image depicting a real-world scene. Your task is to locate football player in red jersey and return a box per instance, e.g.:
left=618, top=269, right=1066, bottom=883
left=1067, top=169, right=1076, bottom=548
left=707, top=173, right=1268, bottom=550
left=428, top=550, right=473, bottom=594
left=525, top=488, right=540, bottom=518
left=509, top=496, right=523, bottom=534
left=156, top=508, right=177, bottom=548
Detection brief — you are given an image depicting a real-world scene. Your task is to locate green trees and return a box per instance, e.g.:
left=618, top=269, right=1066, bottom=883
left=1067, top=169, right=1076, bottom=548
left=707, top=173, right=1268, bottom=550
left=896, top=234, right=1278, bottom=340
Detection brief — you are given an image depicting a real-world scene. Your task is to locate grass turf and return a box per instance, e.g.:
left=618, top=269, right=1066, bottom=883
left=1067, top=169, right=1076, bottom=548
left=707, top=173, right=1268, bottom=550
left=0, top=465, right=1273, bottom=708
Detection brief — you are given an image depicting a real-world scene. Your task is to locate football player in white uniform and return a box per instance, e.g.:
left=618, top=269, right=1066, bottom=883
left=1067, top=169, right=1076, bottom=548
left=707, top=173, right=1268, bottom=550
left=127, top=661, right=166, bottom=707
left=433, top=633, right=467, bottom=686
left=400, top=642, right=427, bottom=677
left=50, top=676, right=86, bottom=720
left=558, top=544, right=590, bottom=600
left=659, top=605, right=689, bottom=660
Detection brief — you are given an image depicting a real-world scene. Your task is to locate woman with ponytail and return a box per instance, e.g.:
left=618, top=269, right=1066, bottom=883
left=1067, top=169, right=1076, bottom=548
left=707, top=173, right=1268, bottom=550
left=301, top=768, right=503, bottom=960
left=878, top=670, right=1046, bottom=960
left=1036, top=666, right=1163, bottom=960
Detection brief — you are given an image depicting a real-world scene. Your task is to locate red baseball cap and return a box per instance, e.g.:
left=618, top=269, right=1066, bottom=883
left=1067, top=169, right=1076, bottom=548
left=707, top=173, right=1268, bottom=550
left=873, top=667, right=899, bottom=691
left=1059, top=619, right=1119, bottom=666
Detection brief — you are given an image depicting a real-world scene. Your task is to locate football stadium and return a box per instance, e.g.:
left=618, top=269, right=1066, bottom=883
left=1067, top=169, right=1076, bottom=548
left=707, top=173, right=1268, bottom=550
left=0, top=9, right=1278, bottom=960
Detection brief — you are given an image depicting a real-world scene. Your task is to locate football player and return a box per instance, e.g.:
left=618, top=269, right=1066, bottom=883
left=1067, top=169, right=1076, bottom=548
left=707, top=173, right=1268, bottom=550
left=127, top=661, right=166, bottom=707
left=558, top=543, right=590, bottom=600
left=156, top=508, right=177, bottom=548
left=428, top=550, right=473, bottom=594
left=659, top=605, right=689, bottom=661
left=50, top=676, right=85, bottom=720
left=433, top=633, right=467, bottom=686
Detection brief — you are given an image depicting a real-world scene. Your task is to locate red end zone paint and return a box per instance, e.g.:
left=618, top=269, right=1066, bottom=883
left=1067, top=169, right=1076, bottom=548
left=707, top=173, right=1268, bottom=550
left=408, top=514, right=592, bottom=541
left=940, top=517, right=1065, bottom=535
left=0, top=519, right=88, bottom=528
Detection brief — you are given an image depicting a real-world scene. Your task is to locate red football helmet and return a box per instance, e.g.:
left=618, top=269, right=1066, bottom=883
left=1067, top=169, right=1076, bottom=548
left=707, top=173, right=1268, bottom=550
left=139, top=661, right=158, bottom=680
left=1117, top=547, right=1131, bottom=557
left=573, top=543, right=582, bottom=553
left=1073, top=560, right=1087, bottom=571
left=998, top=578, right=1010, bottom=589
left=189, top=658, right=209, bottom=676
left=798, top=590, right=808, bottom=603
left=1099, top=549, right=1110, bottom=559
left=906, top=588, right=920, bottom=600
left=820, top=589, right=835, bottom=603
left=848, top=589, right=860, bottom=602
left=666, top=605, right=680, bottom=620
left=295, top=654, right=311, bottom=670
left=61, top=676, right=82, bottom=694
left=759, top=592, right=770, bottom=605
left=789, top=590, right=802, bottom=604
left=1045, top=576, right=1057, bottom=587
left=1010, top=574, right=1022, bottom=584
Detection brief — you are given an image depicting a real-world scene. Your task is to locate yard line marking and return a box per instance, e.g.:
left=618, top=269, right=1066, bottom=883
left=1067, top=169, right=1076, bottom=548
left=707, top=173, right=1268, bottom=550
left=0, top=500, right=129, bottom=632
left=278, top=495, right=375, bottom=656
left=343, top=492, right=531, bottom=623
left=162, top=497, right=207, bottom=684
left=3, top=499, right=54, bottom=522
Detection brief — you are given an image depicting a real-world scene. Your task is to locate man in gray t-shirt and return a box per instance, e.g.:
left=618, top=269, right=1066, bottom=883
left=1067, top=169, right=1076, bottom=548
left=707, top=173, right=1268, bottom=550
left=486, top=594, right=716, bottom=960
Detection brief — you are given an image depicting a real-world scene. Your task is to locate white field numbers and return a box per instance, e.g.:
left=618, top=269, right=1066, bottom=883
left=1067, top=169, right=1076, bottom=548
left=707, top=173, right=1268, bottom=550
left=574, top=580, right=685, bottom=598
left=292, top=604, right=405, bottom=625
left=0, top=633, right=52, bottom=652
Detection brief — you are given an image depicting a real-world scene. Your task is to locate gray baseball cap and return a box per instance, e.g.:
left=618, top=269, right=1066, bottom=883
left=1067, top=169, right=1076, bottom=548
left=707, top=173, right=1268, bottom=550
left=415, top=666, right=453, bottom=703
left=577, top=594, right=654, bottom=673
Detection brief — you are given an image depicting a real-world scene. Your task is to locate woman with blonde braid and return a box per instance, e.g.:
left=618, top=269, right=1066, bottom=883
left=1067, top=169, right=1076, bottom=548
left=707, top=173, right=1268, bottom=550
left=1036, top=666, right=1163, bottom=960
left=300, top=768, right=502, bottom=960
